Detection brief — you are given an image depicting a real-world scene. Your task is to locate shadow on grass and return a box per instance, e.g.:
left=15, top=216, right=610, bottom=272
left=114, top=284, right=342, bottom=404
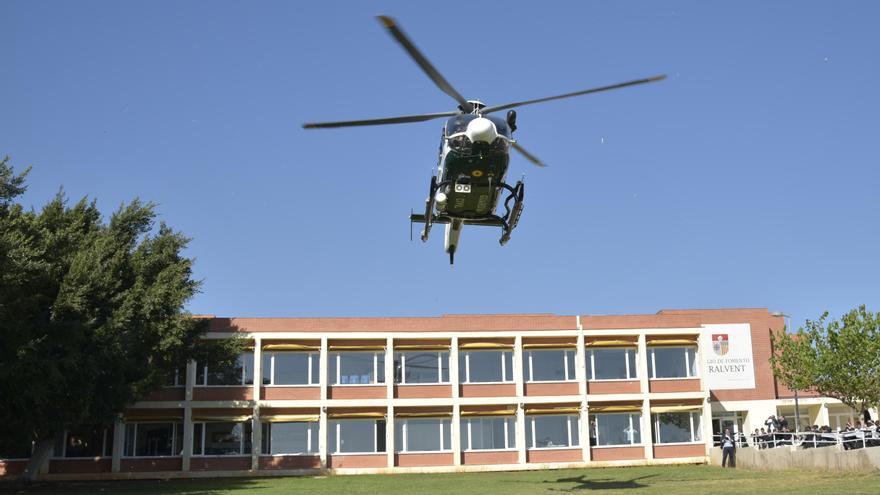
left=547, top=474, right=657, bottom=491
left=0, top=476, right=278, bottom=495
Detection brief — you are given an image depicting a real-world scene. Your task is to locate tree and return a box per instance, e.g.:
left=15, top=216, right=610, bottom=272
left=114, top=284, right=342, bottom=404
left=771, top=305, right=880, bottom=417
left=0, top=157, right=242, bottom=480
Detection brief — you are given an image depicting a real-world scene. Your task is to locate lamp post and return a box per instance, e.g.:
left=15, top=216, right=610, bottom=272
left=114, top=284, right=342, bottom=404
left=772, top=311, right=800, bottom=433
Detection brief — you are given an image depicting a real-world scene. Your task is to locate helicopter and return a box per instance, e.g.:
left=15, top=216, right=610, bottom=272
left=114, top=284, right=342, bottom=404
left=304, top=16, right=665, bottom=264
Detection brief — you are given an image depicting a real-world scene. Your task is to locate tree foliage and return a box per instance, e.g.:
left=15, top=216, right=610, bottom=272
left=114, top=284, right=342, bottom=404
left=0, top=156, right=241, bottom=459
left=771, top=305, right=880, bottom=413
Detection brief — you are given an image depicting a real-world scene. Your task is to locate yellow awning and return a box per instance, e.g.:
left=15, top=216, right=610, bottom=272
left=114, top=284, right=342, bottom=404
left=260, top=414, right=319, bottom=423
left=394, top=345, right=450, bottom=351
left=650, top=405, right=703, bottom=413
left=522, top=343, right=575, bottom=349
left=327, top=412, right=386, bottom=419
left=460, top=409, right=517, bottom=417
left=525, top=407, right=581, bottom=416
left=263, top=344, right=320, bottom=351
left=192, top=415, right=252, bottom=422
left=395, top=412, right=453, bottom=418
left=459, top=342, right=513, bottom=349
left=328, top=345, right=386, bottom=351
left=124, top=416, right=183, bottom=422
left=585, top=340, right=638, bottom=348
left=646, top=338, right=698, bottom=346
left=588, top=405, right=643, bottom=413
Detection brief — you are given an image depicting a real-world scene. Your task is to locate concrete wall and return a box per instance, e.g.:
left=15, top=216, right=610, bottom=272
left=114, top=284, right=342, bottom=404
left=710, top=446, right=880, bottom=471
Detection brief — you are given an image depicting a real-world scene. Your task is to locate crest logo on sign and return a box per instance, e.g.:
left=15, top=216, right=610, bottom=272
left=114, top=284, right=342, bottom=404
left=712, top=334, right=729, bottom=356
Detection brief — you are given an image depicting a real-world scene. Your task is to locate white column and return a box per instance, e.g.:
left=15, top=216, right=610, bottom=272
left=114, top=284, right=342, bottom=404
left=514, top=335, right=524, bottom=398
left=576, top=321, right=590, bottom=462
left=111, top=415, right=124, bottom=472
left=702, top=399, right=713, bottom=456
left=516, top=404, right=527, bottom=464
left=182, top=359, right=196, bottom=472
left=320, top=337, right=329, bottom=401
left=450, top=337, right=460, bottom=400
left=251, top=407, right=261, bottom=471
left=637, top=334, right=649, bottom=394
left=452, top=404, right=462, bottom=466
left=252, top=337, right=262, bottom=470
left=319, top=337, right=329, bottom=468
left=386, top=405, right=395, bottom=467
left=642, top=398, right=654, bottom=460
left=386, top=337, right=394, bottom=399
left=319, top=407, right=328, bottom=467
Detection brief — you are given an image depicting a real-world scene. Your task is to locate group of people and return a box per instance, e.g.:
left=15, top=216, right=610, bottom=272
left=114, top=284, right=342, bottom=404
left=750, top=414, right=880, bottom=450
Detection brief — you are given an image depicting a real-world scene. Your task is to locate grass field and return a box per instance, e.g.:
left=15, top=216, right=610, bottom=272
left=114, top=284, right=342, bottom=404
left=3, top=465, right=879, bottom=495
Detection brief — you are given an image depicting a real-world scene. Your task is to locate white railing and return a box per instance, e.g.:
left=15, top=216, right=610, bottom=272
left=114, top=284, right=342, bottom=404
left=714, top=429, right=880, bottom=450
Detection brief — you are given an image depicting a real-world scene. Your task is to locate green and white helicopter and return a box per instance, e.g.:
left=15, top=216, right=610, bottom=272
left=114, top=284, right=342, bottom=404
left=304, top=16, right=664, bottom=264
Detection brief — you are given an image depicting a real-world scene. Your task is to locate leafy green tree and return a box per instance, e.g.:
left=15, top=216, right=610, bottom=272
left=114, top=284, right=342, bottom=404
left=0, top=157, right=241, bottom=480
left=771, top=306, right=880, bottom=416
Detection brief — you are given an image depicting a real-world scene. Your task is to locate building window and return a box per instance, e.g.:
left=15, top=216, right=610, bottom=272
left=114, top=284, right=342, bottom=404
left=261, top=422, right=318, bottom=455
left=650, top=347, right=698, bottom=379
left=329, top=419, right=386, bottom=454
left=460, top=417, right=516, bottom=451
left=525, top=349, right=576, bottom=382
left=330, top=352, right=385, bottom=385
left=394, top=352, right=449, bottom=384
left=395, top=418, right=451, bottom=452
left=123, top=422, right=183, bottom=457
left=459, top=351, right=514, bottom=383
left=192, top=422, right=253, bottom=456
left=526, top=415, right=580, bottom=449
left=592, top=413, right=641, bottom=446
left=56, top=427, right=113, bottom=458
left=164, top=366, right=186, bottom=387
left=588, top=348, right=637, bottom=380
left=195, top=353, right=254, bottom=386
left=652, top=412, right=703, bottom=444
left=262, top=352, right=320, bottom=385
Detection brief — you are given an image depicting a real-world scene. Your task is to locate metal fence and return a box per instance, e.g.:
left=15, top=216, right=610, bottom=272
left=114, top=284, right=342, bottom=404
left=714, top=430, right=880, bottom=450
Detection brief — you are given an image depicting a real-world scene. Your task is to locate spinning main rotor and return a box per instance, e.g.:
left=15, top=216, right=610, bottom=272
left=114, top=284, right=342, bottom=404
left=303, top=16, right=666, bottom=167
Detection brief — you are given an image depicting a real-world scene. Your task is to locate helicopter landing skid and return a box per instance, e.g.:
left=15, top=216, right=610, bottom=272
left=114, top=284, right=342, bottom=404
left=409, top=178, right=525, bottom=246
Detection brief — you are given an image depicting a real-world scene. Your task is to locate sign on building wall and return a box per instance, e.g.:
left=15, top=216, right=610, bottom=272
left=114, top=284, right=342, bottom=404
left=701, top=323, right=756, bottom=390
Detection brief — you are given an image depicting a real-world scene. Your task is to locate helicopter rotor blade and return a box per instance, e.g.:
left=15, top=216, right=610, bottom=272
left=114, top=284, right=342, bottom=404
left=480, top=75, right=666, bottom=115
left=377, top=15, right=473, bottom=113
left=512, top=142, right=547, bottom=168
left=303, top=111, right=459, bottom=129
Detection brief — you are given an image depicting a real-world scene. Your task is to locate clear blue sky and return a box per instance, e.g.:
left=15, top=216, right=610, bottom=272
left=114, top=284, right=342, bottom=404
left=3, top=1, right=878, bottom=328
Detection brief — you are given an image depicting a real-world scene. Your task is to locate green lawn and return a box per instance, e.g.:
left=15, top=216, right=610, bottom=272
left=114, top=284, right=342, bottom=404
left=3, top=465, right=879, bottom=495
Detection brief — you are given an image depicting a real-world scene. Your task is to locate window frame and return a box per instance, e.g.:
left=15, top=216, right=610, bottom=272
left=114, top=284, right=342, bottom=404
left=524, top=348, right=577, bottom=383
left=587, top=347, right=638, bottom=381
left=329, top=418, right=387, bottom=455
left=652, top=411, right=703, bottom=444
left=591, top=413, right=643, bottom=448
left=526, top=414, right=581, bottom=450
left=460, top=416, right=517, bottom=452
left=460, top=350, right=514, bottom=384
left=123, top=422, right=184, bottom=458
left=195, top=353, right=254, bottom=387
left=395, top=418, right=452, bottom=453
left=54, top=427, right=113, bottom=459
left=191, top=421, right=253, bottom=456
left=330, top=351, right=386, bottom=386
left=260, top=421, right=319, bottom=456
left=263, top=351, right=321, bottom=387
left=649, top=346, right=699, bottom=380
left=394, top=351, right=450, bottom=385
